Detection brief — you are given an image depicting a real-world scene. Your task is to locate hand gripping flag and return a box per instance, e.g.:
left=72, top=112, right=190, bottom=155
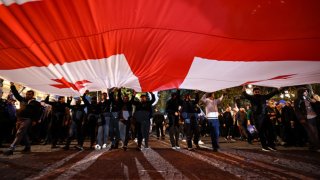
left=0, top=0, right=319, bottom=95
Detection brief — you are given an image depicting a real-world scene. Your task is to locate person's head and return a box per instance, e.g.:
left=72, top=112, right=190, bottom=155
left=76, top=98, right=81, bottom=105
left=91, top=96, right=97, bottom=104
left=253, top=87, right=261, bottom=95
left=102, top=92, right=108, bottom=100
left=184, top=93, right=191, bottom=101
left=171, top=92, right=177, bottom=99
left=140, top=94, right=147, bottom=102
left=25, top=90, right=34, bottom=100
left=268, top=100, right=275, bottom=107
left=225, top=106, right=231, bottom=112
left=209, top=92, right=215, bottom=99
left=123, top=94, right=129, bottom=102
left=285, top=101, right=291, bottom=107
left=297, top=87, right=308, bottom=99
left=58, top=96, right=65, bottom=103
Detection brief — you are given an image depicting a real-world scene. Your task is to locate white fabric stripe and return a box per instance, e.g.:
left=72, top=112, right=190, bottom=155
left=180, top=58, right=320, bottom=92
left=134, top=157, right=151, bottom=179
left=55, top=147, right=110, bottom=180
left=0, top=0, right=40, bottom=6
left=25, top=151, right=82, bottom=180
left=0, top=54, right=141, bottom=96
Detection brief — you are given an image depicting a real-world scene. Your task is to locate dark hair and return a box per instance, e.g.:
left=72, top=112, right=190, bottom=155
left=26, top=90, right=34, bottom=95
left=58, top=96, right=64, bottom=100
left=296, top=87, right=307, bottom=99
left=253, top=87, right=261, bottom=92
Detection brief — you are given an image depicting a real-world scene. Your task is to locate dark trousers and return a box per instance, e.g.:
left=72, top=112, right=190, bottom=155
left=168, top=114, right=179, bottom=147
left=51, top=113, right=64, bottom=147
left=254, top=114, right=276, bottom=148
left=123, top=119, right=131, bottom=147
left=185, top=122, right=200, bottom=148
left=135, top=111, right=151, bottom=148
left=155, top=122, right=164, bottom=138
left=86, top=114, right=98, bottom=147
left=65, top=121, right=83, bottom=148
left=302, top=117, right=320, bottom=150
left=110, top=112, right=120, bottom=147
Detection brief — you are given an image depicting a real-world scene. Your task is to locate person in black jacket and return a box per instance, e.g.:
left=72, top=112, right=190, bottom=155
left=242, top=85, right=281, bottom=151
left=120, top=91, right=134, bottom=151
left=294, top=88, right=320, bottom=152
left=4, top=82, right=42, bottom=156
left=44, top=95, right=71, bottom=149
left=132, top=91, right=155, bottom=150
left=83, top=90, right=101, bottom=149
left=109, top=88, right=123, bottom=149
left=63, top=97, right=86, bottom=150
left=98, top=91, right=112, bottom=149
left=166, top=90, right=183, bottom=149
left=153, top=108, right=165, bottom=140
left=180, top=92, right=200, bottom=150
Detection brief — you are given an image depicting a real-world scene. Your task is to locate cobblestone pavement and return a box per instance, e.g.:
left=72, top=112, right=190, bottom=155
left=1, top=136, right=320, bottom=180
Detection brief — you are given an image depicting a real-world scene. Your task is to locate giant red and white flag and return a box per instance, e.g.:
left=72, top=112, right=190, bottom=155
left=0, top=0, right=319, bottom=95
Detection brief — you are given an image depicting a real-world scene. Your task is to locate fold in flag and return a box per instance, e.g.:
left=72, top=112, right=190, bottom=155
left=0, top=0, right=319, bottom=95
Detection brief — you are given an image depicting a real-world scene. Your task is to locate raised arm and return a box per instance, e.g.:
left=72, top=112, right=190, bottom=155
left=10, top=82, right=24, bottom=102
left=44, top=95, right=55, bottom=106
left=241, top=85, right=253, bottom=101
left=82, top=91, right=90, bottom=107
left=200, top=93, right=207, bottom=104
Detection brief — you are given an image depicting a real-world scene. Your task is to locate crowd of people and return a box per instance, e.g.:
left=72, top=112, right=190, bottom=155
left=1, top=81, right=320, bottom=156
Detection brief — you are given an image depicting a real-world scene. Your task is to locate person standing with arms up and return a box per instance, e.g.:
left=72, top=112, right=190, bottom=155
left=242, top=85, right=281, bottom=151
left=3, top=82, right=42, bottom=155
left=132, top=91, right=155, bottom=150
left=200, top=92, right=224, bottom=152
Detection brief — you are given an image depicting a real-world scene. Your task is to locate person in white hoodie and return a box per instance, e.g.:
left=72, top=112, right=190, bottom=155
left=200, top=92, right=224, bottom=152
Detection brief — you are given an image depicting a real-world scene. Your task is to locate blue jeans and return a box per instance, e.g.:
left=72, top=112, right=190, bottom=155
left=97, top=113, right=111, bottom=146
left=208, top=118, right=220, bottom=149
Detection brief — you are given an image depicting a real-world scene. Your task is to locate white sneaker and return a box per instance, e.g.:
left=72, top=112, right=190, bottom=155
left=95, top=144, right=101, bottom=150
left=176, top=146, right=181, bottom=150
left=262, top=147, right=270, bottom=152
left=198, top=140, right=204, bottom=145
left=134, top=138, right=138, bottom=143
left=172, top=147, right=176, bottom=150
left=102, top=144, right=107, bottom=149
left=182, top=139, right=186, bottom=142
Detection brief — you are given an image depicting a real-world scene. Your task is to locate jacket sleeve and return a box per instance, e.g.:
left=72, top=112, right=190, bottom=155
left=10, top=85, right=24, bottom=102
left=82, top=93, right=90, bottom=107
left=44, top=95, right=55, bottom=106
left=294, top=99, right=304, bottom=120
left=264, top=89, right=280, bottom=100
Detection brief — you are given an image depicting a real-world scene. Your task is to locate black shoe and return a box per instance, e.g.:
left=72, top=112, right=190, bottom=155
left=136, top=146, right=141, bottom=151
left=22, top=147, right=31, bottom=153
left=62, top=146, right=69, bottom=150
left=195, top=144, right=200, bottom=149
left=3, top=149, right=13, bottom=156
left=213, top=148, right=218, bottom=152
left=123, top=146, right=127, bottom=151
